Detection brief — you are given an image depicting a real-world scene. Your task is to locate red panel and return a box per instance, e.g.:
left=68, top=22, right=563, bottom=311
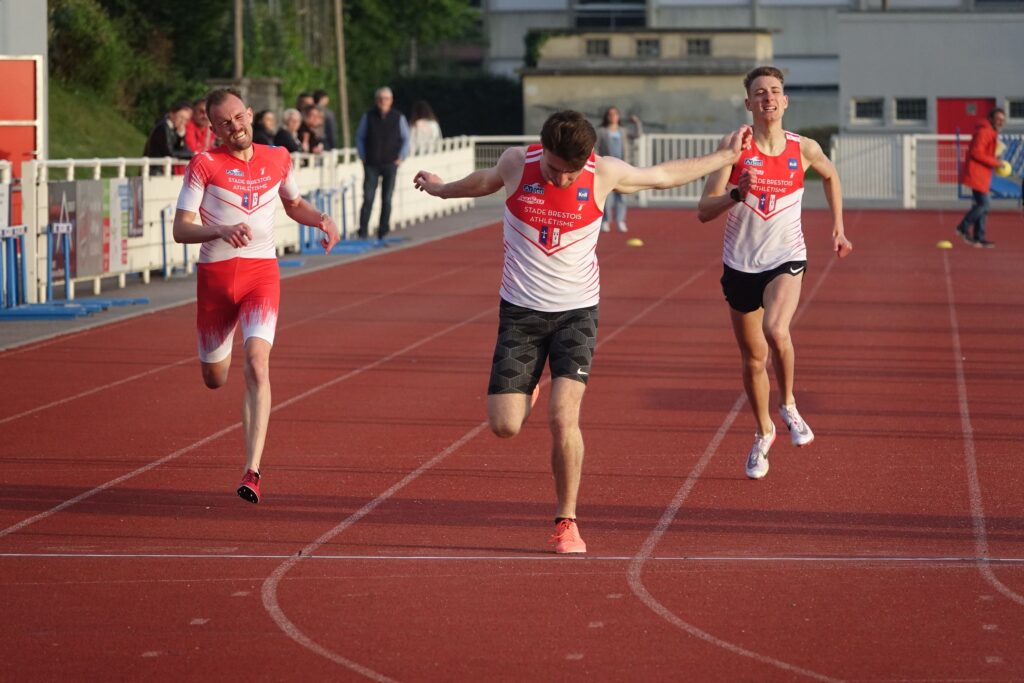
left=0, top=61, right=36, bottom=120
left=0, top=125, right=37, bottom=175
left=936, top=98, right=996, bottom=184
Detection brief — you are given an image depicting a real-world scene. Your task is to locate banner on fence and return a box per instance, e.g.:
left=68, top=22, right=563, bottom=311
left=47, top=181, right=76, bottom=279
left=107, top=178, right=139, bottom=272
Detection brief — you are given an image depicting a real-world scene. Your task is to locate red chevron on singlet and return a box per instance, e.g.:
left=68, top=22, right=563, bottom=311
left=501, top=145, right=604, bottom=312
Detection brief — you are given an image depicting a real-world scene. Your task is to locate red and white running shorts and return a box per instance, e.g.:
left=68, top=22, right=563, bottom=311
left=195, top=258, right=280, bottom=363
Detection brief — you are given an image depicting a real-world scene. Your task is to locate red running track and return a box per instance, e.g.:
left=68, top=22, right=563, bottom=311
left=1, top=207, right=1022, bottom=681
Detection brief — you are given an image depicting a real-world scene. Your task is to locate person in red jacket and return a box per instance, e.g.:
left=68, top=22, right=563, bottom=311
left=956, top=108, right=1005, bottom=248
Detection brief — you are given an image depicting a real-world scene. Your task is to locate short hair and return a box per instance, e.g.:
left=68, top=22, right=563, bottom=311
left=169, top=100, right=193, bottom=114
left=205, top=88, right=245, bottom=112
left=300, top=104, right=319, bottom=118
left=989, top=107, right=1006, bottom=122
left=192, top=96, right=207, bottom=109
left=313, top=89, right=329, bottom=103
left=283, top=108, right=300, bottom=123
left=540, top=110, right=596, bottom=170
left=743, top=66, right=785, bottom=93
left=375, top=86, right=393, bottom=100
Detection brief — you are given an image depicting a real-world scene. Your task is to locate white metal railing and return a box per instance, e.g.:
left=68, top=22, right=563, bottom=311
left=15, top=139, right=475, bottom=304
left=0, top=160, right=11, bottom=185
left=833, top=133, right=1023, bottom=207
left=472, top=135, right=538, bottom=169
left=637, top=134, right=721, bottom=206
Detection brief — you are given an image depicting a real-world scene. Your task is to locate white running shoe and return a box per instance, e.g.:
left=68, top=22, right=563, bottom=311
left=617, top=221, right=628, bottom=233
left=779, top=404, right=814, bottom=446
left=601, top=222, right=611, bottom=233
left=745, top=426, right=775, bottom=480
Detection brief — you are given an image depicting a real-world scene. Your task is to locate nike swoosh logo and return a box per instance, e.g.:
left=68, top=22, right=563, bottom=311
left=789, top=266, right=805, bottom=275
left=577, top=368, right=589, bottom=376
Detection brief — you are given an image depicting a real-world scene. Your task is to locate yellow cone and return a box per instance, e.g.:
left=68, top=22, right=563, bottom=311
left=626, top=238, right=644, bottom=247
left=936, top=240, right=953, bottom=249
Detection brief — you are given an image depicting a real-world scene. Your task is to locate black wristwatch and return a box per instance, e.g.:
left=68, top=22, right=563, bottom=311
left=729, top=188, right=742, bottom=202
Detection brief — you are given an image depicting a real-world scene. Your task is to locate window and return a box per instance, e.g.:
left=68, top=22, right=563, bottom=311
left=586, top=39, right=610, bottom=57
left=853, top=98, right=884, bottom=122
left=1009, top=100, right=1024, bottom=120
left=687, top=38, right=711, bottom=57
left=636, top=39, right=660, bottom=58
left=895, top=98, right=927, bottom=123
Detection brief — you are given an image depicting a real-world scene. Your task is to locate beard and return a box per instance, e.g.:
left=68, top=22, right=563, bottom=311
left=224, top=126, right=254, bottom=152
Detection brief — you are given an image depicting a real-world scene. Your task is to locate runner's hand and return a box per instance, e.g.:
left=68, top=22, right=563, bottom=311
left=219, top=222, right=252, bottom=248
left=320, top=214, right=341, bottom=254
left=834, top=231, right=853, bottom=258
left=413, top=171, right=444, bottom=195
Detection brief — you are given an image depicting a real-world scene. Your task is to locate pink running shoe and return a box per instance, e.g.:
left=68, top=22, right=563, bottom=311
left=549, top=518, right=587, bottom=554
left=237, top=469, right=261, bottom=504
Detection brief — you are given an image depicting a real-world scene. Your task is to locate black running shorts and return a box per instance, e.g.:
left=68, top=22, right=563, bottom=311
left=487, top=299, right=599, bottom=395
left=720, top=260, right=807, bottom=313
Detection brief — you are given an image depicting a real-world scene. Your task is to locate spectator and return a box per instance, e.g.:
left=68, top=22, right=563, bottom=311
left=297, top=105, right=324, bottom=154
left=596, top=106, right=643, bottom=232
left=144, top=100, right=194, bottom=175
left=252, top=110, right=277, bottom=145
left=184, top=97, right=215, bottom=154
left=356, top=86, right=409, bottom=241
left=955, top=107, right=1005, bottom=248
left=296, top=91, right=314, bottom=112
left=313, top=89, right=338, bottom=151
left=409, top=100, right=442, bottom=152
left=274, top=108, right=302, bottom=153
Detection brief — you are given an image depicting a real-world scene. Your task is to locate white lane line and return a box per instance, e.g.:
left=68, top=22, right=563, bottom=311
left=942, top=251, right=1024, bottom=607
left=259, top=260, right=716, bottom=680
left=0, top=304, right=494, bottom=540
left=628, top=255, right=843, bottom=683
left=3, top=552, right=1023, bottom=563
left=0, top=263, right=478, bottom=426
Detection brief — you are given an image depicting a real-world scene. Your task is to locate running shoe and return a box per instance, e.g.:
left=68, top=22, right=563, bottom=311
left=955, top=224, right=972, bottom=244
left=601, top=222, right=610, bottom=233
left=973, top=239, right=996, bottom=249
left=779, top=404, right=815, bottom=447
left=550, top=518, right=587, bottom=554
left=237, top=469, right=261, bottom=504
left=745, top=426, right=775, bottom=480
left=617, top=221, right=628, bottom=233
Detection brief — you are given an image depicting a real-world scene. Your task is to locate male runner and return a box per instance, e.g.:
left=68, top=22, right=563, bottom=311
left=697, top=66, right=853, bottom=480
left=414, top=110, right=750, bottom=552
left=173, top=88, right=340, bottom=503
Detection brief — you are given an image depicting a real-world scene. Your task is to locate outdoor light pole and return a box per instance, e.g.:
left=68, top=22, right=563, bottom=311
left=334, top=0, right=351, bottom=150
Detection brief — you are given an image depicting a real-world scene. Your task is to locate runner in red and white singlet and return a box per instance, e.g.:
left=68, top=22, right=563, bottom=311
left=414, top=110, right=751, bottom=553
left=699, top=66, right=853, bottom=482
left=173, top=88, right=339, bottom=504
left=501, top=144, right=603, bottom=312
left=723, top=130, right=807, bottom=273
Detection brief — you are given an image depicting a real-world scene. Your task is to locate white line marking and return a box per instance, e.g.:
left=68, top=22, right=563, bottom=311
left=942, top=251, right=1024, bottom=607
left=259, top=260, right=715, bottom=680
left=628, top=256, right=843, bottom=683
left=2, top=552, right=1023, bottom=563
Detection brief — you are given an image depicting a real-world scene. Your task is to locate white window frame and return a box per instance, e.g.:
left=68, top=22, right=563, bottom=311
left=851, top=97, right=884, bottom=125
left=894, top=97, right=927, bottom=125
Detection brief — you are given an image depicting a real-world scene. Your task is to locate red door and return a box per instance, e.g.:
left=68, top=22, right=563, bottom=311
left=937, top=98, right=996, bottom=184
left=0, top=57, right=44, bottom=224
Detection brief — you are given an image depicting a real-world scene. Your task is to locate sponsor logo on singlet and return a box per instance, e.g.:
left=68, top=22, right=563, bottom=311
left=226, top=168, right=244, bottom=177
left=523, top=182, right=545, bottom=195
left=516, top=194, right=544, bottom=205
left=788, top=158, right=799, bottom=170
left=745, top=157, right=764, bottom=167
left=576, top=188, right=590, bottom=202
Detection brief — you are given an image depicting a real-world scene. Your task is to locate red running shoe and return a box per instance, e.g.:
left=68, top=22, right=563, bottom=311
left=237, top=469, right=261, bottom=504
left=549, top=518, right=587, bottom=554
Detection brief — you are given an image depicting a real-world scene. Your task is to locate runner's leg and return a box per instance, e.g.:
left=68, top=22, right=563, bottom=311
left=762, top=271, right=804, bottom=407
left=729, top=307, right=773, bottom=435
left=548, top=377, right=586, bottom=519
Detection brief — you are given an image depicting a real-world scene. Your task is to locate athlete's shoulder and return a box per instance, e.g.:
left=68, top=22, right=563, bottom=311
left=784, top=130, right=802, bottom=143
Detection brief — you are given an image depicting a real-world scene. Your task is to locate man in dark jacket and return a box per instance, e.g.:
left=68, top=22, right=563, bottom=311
left=144, top=101, right=194, bottom=175
left=356, top=87, right=409, bottom=240
left=956, top=107, right=1005, bottom=248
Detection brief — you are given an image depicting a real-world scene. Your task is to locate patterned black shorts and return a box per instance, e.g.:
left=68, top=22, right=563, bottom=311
left=487, top=299, right=599, bottom=395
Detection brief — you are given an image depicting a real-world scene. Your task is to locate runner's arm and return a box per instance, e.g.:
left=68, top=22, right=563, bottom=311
left=803, top=137, right=852, bottom=258
left=414, top=146, right=522, bottom=199
left=282, top=195, right=341, bottom=253
left=609, top=125, right=751, bottom=195
left=173, top=209, right=252, bottom=249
